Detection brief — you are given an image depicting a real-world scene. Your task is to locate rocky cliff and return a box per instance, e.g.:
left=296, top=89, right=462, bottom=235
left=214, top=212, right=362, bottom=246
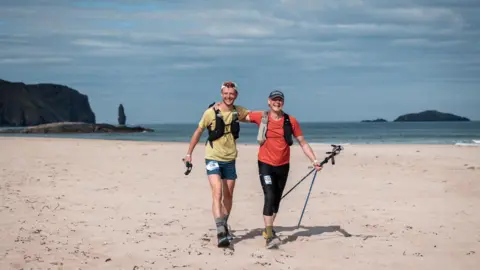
left=0, top=79, right=96, bottom=127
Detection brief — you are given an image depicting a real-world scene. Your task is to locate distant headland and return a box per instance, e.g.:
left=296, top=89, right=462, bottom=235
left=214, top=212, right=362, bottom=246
left=361, top=118, right=388, bottom=123
left=393, top=110, right=470, bottom=122
left=0, top=79, right=153, bottom=133
left=361, top=110, right=471, bottom=122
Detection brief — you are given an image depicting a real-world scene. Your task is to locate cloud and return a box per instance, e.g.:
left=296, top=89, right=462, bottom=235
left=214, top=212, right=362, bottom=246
left=391, top=38, right=466, bottom=47
left=172, top=63, right=212, bottom=70
left=0, top=0, right=478, bottom=122
left=0, top=57, right=71, bottom=64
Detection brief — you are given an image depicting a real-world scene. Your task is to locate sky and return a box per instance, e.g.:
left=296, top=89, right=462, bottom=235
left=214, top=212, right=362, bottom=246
left=0, top=0, right=479, bottom=124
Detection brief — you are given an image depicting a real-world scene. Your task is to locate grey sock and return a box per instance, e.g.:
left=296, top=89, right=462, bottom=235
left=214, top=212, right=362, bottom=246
left=224, top=214, right=229, bottom=224
left=215, top=217, right=226, bottom=234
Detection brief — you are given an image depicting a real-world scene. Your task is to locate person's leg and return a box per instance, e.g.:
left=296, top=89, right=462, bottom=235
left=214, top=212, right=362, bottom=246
left=208, top=174, right=224, bottom=226
left=272, top=163, right=290, bottom=221
left=262, top=163, right=289, bottom=240
left=219, top=160, right=237, bottom=239
left=258, top=161, right=276, bottom=239
left=220, top=160, right=237, bottom=220
left=206, top=159, right=229, bottom=247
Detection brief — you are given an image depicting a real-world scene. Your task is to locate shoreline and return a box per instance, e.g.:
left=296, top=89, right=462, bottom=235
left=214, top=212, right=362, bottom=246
left=1, top=135, right=479, bottom=146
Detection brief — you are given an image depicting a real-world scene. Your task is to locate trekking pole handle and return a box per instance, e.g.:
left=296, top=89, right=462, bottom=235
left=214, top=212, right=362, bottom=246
left=307, top=144, right=343, bottom=168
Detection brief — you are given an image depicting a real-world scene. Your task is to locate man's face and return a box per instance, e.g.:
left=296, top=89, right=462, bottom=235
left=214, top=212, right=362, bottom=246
left=221, top=87, right=237, bottom=106
left=268, top=97, right=284, bottom=112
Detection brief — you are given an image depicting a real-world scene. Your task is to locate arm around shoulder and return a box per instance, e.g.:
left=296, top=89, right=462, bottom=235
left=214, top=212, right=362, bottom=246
left=236, top=105, right=252, bottom=122
left=242, top=110, right=264, bottom=123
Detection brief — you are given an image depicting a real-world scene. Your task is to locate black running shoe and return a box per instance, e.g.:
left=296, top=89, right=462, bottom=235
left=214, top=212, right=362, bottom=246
left=225, top=225, right=234, bottom=240
left=217, top=232, right=230, bottom=248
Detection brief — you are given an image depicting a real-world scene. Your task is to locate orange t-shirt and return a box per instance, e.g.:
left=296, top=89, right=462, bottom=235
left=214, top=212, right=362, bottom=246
left=249, top=111, right=303, bottom=166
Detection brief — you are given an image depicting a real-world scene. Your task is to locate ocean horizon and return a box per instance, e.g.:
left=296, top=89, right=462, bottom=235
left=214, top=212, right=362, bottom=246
left=1, top=121, right=480, bottom=145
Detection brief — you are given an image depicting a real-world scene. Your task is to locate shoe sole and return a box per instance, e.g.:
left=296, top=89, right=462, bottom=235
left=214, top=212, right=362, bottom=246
left=217, top=237, right=230, bottom=248
left=266, top=237, right=281, bottom=249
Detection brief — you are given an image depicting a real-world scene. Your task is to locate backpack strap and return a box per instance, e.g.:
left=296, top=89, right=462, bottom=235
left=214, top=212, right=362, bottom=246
left=231, top=105, right=238, bottom=121
left=257, top=111, right=269, bottom=145
left=283, top=112, right=294, bottom=146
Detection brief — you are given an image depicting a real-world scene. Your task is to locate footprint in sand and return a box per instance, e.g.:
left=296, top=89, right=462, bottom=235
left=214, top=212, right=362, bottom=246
left=200, top=233, right=211, bottom=248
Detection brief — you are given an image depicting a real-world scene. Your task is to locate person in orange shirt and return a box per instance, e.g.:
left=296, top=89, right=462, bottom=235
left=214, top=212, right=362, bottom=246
left=246, top=90, right=322, bottom=248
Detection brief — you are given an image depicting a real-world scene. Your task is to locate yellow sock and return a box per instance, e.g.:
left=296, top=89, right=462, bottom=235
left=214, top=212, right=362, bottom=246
left=266, top=226, right=273, bottom=238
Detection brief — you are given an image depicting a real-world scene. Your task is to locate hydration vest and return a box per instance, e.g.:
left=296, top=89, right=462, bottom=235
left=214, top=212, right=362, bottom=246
left=257, top=111, right=294, bottom=146
left=206, top=103, right=240, bottom=147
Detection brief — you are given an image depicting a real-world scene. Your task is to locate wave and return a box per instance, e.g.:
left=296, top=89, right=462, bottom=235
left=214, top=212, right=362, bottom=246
left=455, top=139, right=480, bottom=146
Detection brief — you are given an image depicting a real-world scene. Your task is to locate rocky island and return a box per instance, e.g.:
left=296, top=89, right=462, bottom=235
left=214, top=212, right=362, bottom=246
left=394, top=110, right=470, bottom=122
left=0, top=79, right=153, bottom=133
left=361, top=118, right=388, bottom=122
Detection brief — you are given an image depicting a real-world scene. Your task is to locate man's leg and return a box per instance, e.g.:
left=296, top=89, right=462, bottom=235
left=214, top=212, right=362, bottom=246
left=222, top=179, right=235, bottom=220
left=220, top=159, right=237, bottom=238
left=208, top=173, right=224, bottom=223
left=206, top=159, right=230, bottom=247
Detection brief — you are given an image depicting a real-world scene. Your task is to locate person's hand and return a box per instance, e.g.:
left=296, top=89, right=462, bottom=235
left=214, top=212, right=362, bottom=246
left=183, top=154, right=192, bottom=165
left=182, top=154, right=193, bottom=175
left=313, top=160, right=322, bottom=171
left=213, top=102, right=222, bottom=110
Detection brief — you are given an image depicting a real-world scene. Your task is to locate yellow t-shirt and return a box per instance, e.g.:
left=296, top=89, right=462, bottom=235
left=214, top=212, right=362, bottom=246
left=198, top=105, right=249, bottom=161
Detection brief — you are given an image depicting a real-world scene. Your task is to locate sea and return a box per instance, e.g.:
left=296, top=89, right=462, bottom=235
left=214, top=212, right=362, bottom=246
left=1, top=121, right=480, bottom=145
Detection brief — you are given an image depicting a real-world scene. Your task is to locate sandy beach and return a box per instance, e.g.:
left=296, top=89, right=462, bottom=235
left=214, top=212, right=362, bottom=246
left=1, top=137, right=479, bottom=270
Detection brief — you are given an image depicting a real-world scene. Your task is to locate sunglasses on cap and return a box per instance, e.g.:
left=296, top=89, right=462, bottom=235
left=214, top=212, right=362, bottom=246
left=221, top=81, right=237, bottom=89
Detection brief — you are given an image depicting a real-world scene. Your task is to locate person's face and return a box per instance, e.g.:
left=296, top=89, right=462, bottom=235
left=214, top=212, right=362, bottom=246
left=221, top=87, right=238, bottom=106
left=268, top=97, right=284, bottom=112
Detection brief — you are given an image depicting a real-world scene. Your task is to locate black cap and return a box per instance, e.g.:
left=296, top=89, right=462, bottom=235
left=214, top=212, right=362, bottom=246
left=269, top=90, right=284, bottom=100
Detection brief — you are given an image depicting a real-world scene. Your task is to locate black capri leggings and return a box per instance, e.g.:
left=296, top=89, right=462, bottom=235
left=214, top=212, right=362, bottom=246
left=258, top=160, right=290, bottom=216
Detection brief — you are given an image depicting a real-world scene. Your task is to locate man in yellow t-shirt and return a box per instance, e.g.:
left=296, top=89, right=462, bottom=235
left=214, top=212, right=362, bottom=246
left=184, top=81, right=249, bottom=248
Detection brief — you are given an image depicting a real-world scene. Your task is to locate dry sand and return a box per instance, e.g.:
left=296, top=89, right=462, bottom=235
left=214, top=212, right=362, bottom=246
left=1, top=137, right=479, bottom=270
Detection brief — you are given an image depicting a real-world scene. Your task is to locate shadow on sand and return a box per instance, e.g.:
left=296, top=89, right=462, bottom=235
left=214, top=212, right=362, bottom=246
left=230, top=225, right=365, bottom=246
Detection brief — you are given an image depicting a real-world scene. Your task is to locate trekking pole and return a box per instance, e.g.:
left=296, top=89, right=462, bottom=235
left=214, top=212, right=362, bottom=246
left=297, top=170, right=318, bottom=228
left=281, top=144, right=344, bottom=200
left=281, top=168, right=315, bottom=199
left=295, top=144, right=344, bottom=228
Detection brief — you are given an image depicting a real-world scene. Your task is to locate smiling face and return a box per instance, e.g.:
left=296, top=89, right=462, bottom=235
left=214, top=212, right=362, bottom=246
left=268, top=96, right=284, bottom=113
left=221, top=87, right=238, bottom=106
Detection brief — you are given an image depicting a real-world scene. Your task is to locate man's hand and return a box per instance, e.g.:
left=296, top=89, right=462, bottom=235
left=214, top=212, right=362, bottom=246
left=183, top=154, right=192, bottom=165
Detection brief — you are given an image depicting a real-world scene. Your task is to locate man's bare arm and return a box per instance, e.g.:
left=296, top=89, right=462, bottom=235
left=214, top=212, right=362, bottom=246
left=186, top=127, right=204, bottom=156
